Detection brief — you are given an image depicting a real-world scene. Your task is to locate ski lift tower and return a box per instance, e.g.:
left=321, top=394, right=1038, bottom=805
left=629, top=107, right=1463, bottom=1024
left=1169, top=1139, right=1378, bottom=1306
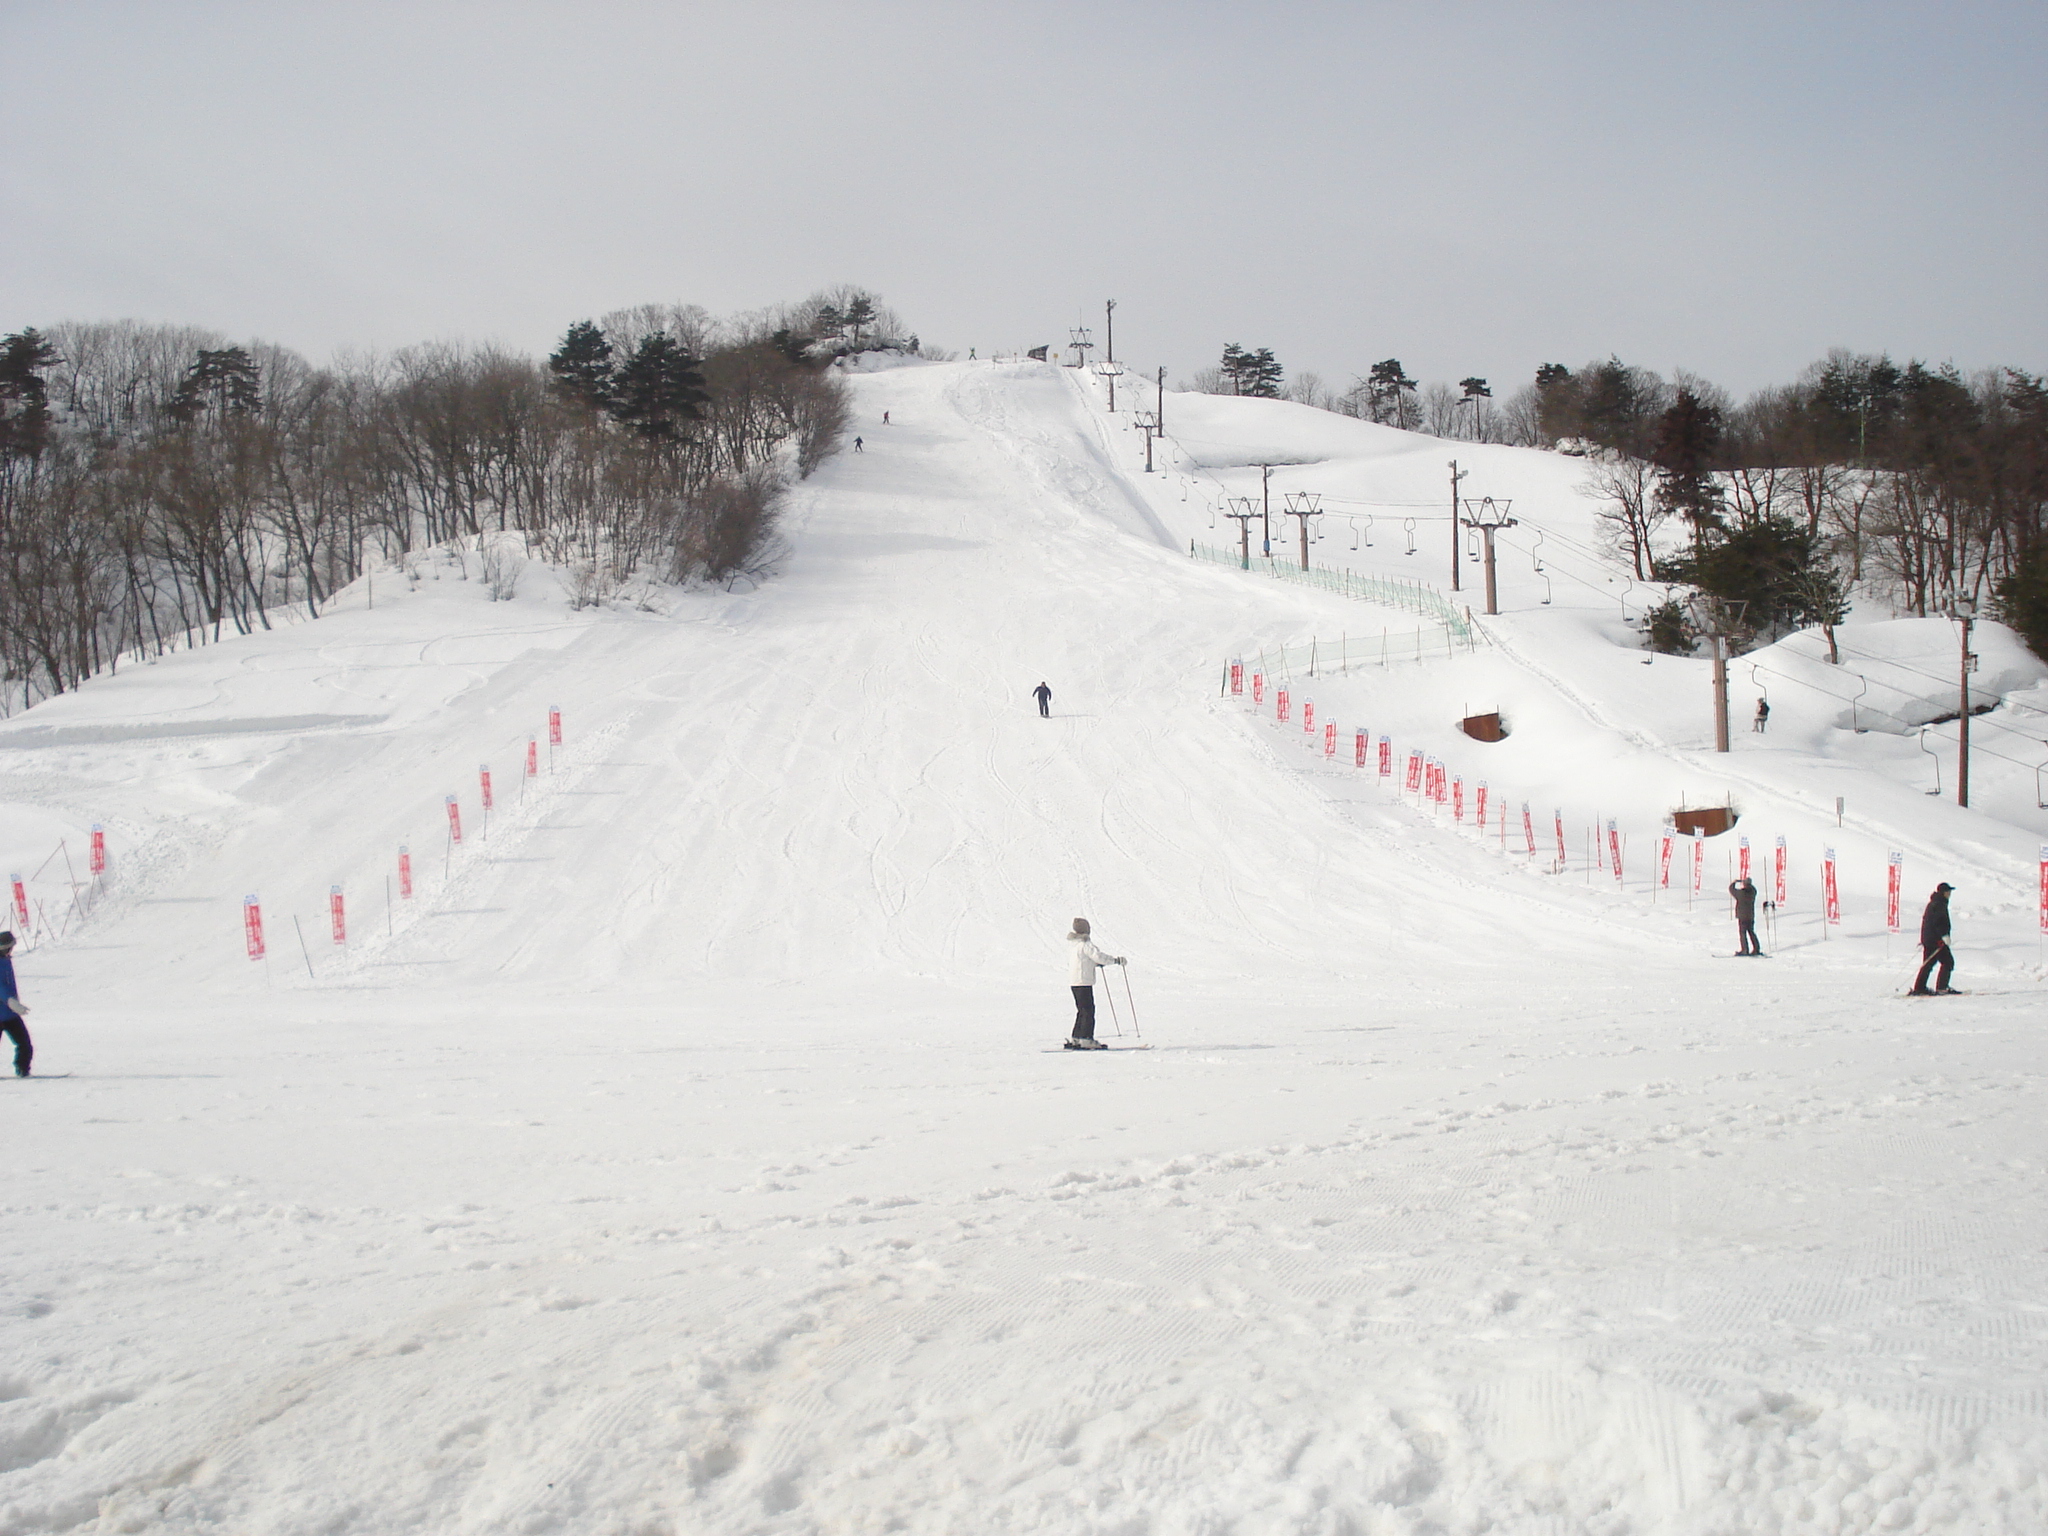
left=1133, top=409, right=1159, bottom=471
left=1068, top=326, right=1094, bottom=369
left=1282, top=492, right=1322, bottom=572
left=1460, top=495, right=1516, bottom=616
left=1099, top=359, right=1125, bottom=412
left=1223, top=497, right=1260, bottom=569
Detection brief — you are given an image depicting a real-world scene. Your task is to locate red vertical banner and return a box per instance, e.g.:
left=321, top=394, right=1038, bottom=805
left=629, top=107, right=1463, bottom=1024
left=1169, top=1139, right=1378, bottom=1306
left=1521, top=803, right=1536, bottom=855
left=1302, top=699, right=1314, bottom=733
left=548, top=706, right=563, bottom=747
left=244, top=895, right=265, bottom=960
left=1554, top=811, right=1566, bottom=866
left=1355, top=729, right=1368, bottom=768
left=1692, top=831, right=1705, bottom=893
left=1476, top=782, right=1489, bottom=826
left=1824, top=848, right=1841, bottom=925
left=90, top=823, right=107, bottom=876
left=1608, top=819, right=1623, bottom=882
left=398, top=846, right=413, bottom=899
left=1378, top=737, right=1393, bottom=778
left=1886, top=851, right=1902, bottom=931
left=2038, top=845, right=2047, bottom=932
left=1229, top=661, right=1243, bottom=696
left=1738, top=836, right=1751, bottom=880
left=526, top=737, right=539, bottom=777
left=1252, top=672, right=1265, bottom=705
left=445, top=795, right=463, bottom=844
left=1774, top=836, right=1788, bottom=905
left=1404, top=751, right=1424, bottom=792
left=1323, top=721, right=1336, bottom=758
left=479, top=764, right=494, bottom=811
left=329, top=885, right=347, bottom=945
left=9, top=874, right=25, bottom=928
left=1453, top=777, right=1464, bottom=822
left=1658, top=833, right=1673, bottom=888
left=1277, top=688, right=1291, bottom=722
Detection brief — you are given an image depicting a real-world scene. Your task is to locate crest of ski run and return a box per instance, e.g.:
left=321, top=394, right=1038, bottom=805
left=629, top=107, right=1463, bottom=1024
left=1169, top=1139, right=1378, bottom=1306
left=0, top=358, right=2042, bottom=1534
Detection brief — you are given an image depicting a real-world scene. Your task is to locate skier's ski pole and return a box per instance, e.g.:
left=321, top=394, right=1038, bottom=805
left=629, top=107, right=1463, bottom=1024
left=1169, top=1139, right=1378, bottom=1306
left=1121, top=963, right=1141, bottom=1039
left=292, top=916, right=316, bottom=981
left=1102, top=975, right=1124, bottom=1037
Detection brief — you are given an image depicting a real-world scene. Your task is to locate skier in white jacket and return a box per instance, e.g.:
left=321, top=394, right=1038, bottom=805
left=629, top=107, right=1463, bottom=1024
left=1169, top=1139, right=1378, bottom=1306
left=1065, top=917, right=1124, bottom=1050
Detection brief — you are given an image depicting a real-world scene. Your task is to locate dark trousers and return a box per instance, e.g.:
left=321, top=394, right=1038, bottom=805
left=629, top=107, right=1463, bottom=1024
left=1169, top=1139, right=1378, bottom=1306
left=1070, top=985, right=1096, bottom=1040
left=3, top=1015, right=29, bottom=1076
left=1913, top=942, right=1955, bottom=993
left=1037, top=697, right=1050, bottom=717
left=1737, top=919, right=1760, bottom=954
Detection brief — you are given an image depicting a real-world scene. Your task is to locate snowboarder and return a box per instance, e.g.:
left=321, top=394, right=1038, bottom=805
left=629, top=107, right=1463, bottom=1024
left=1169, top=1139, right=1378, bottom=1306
left=1729, top=877, right=1762, bottom=955
left=853, top=436, right=864, bottom=453
left=0, top=932, right=31, bottom=1077
left=1909, top=883, right=1958, bottom=995
left=1033, top=681, right=1052, bottom=718
left=1065, top=918, right=1124, bottom=1050
left=1753, top=698, right=1770, bottom=733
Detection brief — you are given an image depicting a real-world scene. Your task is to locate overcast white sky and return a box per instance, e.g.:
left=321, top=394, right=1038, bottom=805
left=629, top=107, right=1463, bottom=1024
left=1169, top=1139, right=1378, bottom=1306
left=5, top=1, right=2043, bottom=398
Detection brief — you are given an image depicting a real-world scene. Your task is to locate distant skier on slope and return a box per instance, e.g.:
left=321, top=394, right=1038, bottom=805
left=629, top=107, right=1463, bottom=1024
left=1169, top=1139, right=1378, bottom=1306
left=1754, top=698, right=1770, bottom=733
left=1729, top=877, right=1762, bottom=955
left=0, top=932, right=32, bottom=1077
left=1065, top=918, right=1124, bottom=1050
left=1909, top=883, right=1958, bottom=995
left=1033, top=681, right=1052, bottom=718
left=853, top=436, right=864, bottom=453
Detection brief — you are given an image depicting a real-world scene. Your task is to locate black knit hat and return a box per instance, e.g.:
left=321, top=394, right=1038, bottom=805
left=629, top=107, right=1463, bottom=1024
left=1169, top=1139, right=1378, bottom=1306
left=0, top=932, right=15, bottom=952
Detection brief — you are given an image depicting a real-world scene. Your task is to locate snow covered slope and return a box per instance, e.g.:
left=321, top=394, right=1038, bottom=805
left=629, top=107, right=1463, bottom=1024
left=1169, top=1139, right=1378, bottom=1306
left=1, top=361, right=2042, bottom=1534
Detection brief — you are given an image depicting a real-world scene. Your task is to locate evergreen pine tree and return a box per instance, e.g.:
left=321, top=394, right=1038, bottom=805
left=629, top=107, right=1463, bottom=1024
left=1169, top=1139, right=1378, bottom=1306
left=0, top=328, right=61, bottom=463
left=607, top=332, right=709, bottom=445
left=1366, top=359, right=1418, bottom=427
left=843, top=295, right=877, bottom=347
left=167, top=346, right=261, bottom=424
left=548, top=320, right=615, bottom=411
left=1219, top=344, right=1250, bottom=394
left=1651, top=386, right=1725, bottom=553
left=1245, top=349, right=1284, bottom=398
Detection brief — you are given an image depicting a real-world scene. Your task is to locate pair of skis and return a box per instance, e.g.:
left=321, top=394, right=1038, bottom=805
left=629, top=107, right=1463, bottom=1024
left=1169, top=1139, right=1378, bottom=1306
left=1055, top=962, right=1145, bottom=1051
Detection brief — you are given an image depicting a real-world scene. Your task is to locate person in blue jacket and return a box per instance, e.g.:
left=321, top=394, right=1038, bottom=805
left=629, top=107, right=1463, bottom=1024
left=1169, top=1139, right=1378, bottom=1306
left=0, top=932, right=31, bottom=1076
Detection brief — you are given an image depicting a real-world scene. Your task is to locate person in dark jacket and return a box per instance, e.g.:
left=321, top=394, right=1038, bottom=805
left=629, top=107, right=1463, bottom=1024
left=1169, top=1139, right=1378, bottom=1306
left=1910, top=883, right=1957, bottom=995
left=1033, top=681, right=1052, bottom=718
left=0, top=931, right=31, bottom=1077
left=1729, top=877, right=1762, bottom=955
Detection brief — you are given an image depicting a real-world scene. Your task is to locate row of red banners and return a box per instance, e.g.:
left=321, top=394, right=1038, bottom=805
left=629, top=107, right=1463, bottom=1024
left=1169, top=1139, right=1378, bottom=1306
left=1229, top=659, right=2048, bottom=935
left=243, top=706, right=563, bottom=961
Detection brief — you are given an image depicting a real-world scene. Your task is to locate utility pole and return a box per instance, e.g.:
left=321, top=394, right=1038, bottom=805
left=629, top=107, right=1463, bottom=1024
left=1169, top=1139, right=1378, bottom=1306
left=1224, top=497, right=1259, bottom=569
left=1711, top=631, right=1731, bottom=752
left=1447, top=460, right=1468, bottom=591
left=1283, top=492, right=1321, bottom=572
left=1952, top=596, right=1976, bottom=807
left=1068, top=326, right=1093, bottom=369
left=1105, top=300, right=1115, bottom=366
left=1102, top=359, right=1123, bottom=412
left=1156, top=366, right=1165, bottom=437
left=1135, top=410, right=1157, bottom=471
left=1460, top=496, right=1515, bottom=616
left=1689, top=596, right=1746, bottom=754
left=1261, top=465, right=1273, bottom=557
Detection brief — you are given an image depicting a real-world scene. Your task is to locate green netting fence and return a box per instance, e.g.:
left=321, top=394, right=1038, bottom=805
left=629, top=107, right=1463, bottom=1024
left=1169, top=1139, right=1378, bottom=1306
left=1189, top=541, right=1476, bottom=641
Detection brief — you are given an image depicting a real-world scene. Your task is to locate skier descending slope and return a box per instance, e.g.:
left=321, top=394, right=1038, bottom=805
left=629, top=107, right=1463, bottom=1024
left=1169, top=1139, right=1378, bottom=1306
left=1065, top=918, right=1125, bottom=1050
left=0, top=932, right=32, bottom=1077
left=1033, top=681, right=1052, bottom=718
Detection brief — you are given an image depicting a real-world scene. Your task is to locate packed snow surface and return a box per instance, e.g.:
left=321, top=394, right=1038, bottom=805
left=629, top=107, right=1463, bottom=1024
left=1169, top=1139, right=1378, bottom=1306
left=2, top=361, right=2043, bottom=1534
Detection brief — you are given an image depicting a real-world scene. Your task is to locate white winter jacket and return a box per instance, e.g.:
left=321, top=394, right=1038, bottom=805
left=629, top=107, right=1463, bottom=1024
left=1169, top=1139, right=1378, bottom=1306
left=1068, top=933, right=1118, bottom=984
